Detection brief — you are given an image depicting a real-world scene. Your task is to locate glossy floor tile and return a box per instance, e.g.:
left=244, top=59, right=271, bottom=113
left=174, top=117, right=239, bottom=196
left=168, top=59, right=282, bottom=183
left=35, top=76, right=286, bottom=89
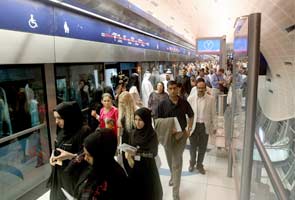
left=158, top=145, right=237, bottom=200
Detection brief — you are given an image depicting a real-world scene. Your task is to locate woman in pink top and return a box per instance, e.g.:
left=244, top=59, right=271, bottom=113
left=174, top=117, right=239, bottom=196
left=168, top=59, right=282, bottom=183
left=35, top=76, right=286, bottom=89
left=91, top=93, right=118, bottom=135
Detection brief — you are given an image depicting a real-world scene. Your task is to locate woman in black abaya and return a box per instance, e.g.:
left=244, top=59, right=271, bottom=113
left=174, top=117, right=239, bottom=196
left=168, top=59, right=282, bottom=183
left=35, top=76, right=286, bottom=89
left=47, top=101, right=91, bottom=200
left=75, top=128, right=127, bottom=200
left=128, top=107, right=163, bottom=200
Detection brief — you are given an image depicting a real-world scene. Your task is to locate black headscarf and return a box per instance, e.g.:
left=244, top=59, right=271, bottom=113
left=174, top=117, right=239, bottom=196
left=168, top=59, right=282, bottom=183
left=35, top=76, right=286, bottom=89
left=83, top=128, right=117, bottom=180
left=54, top=101, right=83, bottom=135
left=48, top=102, right=89, bottom=199
left=131, top=107, right=158, bottom=155
left=76, top=129, right=126, bottom=200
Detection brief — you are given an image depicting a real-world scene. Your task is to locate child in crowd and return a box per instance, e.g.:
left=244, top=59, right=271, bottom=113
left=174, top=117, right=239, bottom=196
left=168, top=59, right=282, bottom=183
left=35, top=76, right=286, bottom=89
left=105, top=118, right=115, bottom=130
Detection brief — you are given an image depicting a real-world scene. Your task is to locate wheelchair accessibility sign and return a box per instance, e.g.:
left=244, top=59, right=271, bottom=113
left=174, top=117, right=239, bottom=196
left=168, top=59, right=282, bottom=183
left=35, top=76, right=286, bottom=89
left=28, top=14, right=38, bottom=29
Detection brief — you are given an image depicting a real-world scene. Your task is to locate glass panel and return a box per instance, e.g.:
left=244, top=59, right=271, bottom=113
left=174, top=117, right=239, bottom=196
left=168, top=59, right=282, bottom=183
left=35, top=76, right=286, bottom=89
left=0, top=65, right=50, bottom=199
left=255, top=105, right=295, bottom=199
left=55, top=64, right=105, bottom=131
left=139, top=62, right=177, bottom=89
left=232, top=16, right=249, bottom=192
left=251, top=146, right=279, bottom=200
left=55, top=64, right=104, bottom=108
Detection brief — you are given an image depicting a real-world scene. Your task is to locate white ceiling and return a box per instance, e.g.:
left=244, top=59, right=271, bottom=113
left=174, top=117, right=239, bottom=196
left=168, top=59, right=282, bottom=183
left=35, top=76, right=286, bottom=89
left=129, top=0, right=295, bottom=120
left=128, top=0, right=241, bottom=43
left=128, top=0, right=294, bottom=45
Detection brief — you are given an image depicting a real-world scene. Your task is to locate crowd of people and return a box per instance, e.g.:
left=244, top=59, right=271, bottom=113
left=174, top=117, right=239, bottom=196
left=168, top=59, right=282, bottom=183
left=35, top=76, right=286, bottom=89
left=48, top=62, right=247, bottom=200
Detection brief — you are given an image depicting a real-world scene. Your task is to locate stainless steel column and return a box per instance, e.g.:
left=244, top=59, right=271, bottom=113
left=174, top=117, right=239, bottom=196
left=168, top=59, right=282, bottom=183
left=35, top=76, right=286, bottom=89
left=44, top=63, right=57, bottom=149
left=227, top=57, right=237, bottom=178
left=240, top=13, right=261, bottom=200
left=221, top=35, right=227, bottom=69
left=226, top=104, right=234, bottom=177
left=218, top=94, right=227, bottom=116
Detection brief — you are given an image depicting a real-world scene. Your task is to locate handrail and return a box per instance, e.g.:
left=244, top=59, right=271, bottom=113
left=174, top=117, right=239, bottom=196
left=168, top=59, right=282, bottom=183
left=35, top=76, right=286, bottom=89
left=254, top=133, right=288, bottom=200
left=0, top=123, right=46, bottom=145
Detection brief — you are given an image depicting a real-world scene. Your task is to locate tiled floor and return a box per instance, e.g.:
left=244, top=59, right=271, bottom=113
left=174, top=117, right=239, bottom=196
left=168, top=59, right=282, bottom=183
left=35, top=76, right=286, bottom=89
left=37, top=144, right=237, bottom=200
left=158, top=145, right=237, bottom=200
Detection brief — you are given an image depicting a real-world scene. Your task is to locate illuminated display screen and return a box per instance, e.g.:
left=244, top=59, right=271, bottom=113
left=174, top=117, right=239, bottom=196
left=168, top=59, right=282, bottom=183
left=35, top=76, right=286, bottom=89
left=234, top=37, right=248, bottom=53
left=233, top=18, right=248, bottom=56
left=197, top=39, right=221, bottom=53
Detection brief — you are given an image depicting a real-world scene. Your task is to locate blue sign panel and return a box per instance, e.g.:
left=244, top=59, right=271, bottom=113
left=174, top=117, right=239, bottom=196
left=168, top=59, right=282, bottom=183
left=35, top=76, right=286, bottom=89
left=159, top=41, right=180, bottom=54
left=55, top=7, right=160, bottom=50
left=197, top=39, right=221, bottom=53
left=234, top=37, right=248, bottom=52
left=0, top=0, right=195, bottom=55
left=0, top=0, right=54, bottom=35
left=234, top=17, right=248, bottom=56
left=55, top=7, right=194, bottom=54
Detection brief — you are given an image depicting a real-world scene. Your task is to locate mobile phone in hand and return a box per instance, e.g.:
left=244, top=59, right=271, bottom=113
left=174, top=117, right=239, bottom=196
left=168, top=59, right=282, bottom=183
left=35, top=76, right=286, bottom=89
left=54, top=149, right=61, bottom=156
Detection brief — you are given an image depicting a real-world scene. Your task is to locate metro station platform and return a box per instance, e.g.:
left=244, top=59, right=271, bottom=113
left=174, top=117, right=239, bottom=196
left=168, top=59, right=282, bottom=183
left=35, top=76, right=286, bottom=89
left=32, top=143, right=236, bottom=200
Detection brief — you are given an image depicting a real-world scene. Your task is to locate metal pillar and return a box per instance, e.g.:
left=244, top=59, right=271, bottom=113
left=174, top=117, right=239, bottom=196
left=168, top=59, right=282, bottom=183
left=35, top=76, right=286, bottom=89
left=44, top=63, right=57, bottom=150
left=227, top=55, right=237, bottom=177
left=240, top=13, right=261, bottom=200
left=221, top=35, right=227, bottom=69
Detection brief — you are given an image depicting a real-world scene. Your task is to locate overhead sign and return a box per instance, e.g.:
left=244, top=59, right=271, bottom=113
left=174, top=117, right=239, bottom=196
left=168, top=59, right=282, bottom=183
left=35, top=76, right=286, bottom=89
left=197, top=39, right=221, bottom=54
left=234, top=37, right=248, bottom=53
left=54, top=7, right=158, bottom=49
left=234, top=17, right=248, bottom=56
left=55, top=7, right=193, bottom=55
left=0, top=0, right=195, bottom=55
left=0, top=0, right=54, bottom=35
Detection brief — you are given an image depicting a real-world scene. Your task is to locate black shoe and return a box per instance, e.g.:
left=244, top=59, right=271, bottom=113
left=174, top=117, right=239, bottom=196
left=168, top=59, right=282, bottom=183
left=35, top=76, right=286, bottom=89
left=188, top=165, right=194, bottom=172
left=169, top=178, right=173, bottom=186
left=197, top=165, right=206, bottom=175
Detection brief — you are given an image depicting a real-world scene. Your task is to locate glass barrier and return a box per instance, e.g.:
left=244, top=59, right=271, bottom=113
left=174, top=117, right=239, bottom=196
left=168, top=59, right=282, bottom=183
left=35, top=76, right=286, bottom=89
left=55, top=64, right=105, bottom=131
left=231, top=16, right=249, bottom=195
left=255, top=105, right=295, bottom=199
left=55, top=64, right=104, bottom=108
left=0, top=65, right=50, bottom=199
left=251, top=145, right=280, bottom=200
left=139, top=62, right=177, bottom=85
left=231, top=99, right=246, bottom=189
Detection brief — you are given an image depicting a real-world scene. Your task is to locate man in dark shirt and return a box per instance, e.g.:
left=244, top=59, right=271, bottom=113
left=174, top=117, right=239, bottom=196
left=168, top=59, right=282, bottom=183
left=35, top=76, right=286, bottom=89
left=175, top=67, right=192, bottom=97
left=155, top=80, right=193, bottom=200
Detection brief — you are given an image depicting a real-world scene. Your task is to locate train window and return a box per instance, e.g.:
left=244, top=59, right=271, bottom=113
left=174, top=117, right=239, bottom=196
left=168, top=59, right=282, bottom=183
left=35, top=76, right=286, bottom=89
left=0, top=65, right=50, bottom=199
left=55, top=63, right=104, bottom=110
left=139, top=62, right=176, bottom=88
